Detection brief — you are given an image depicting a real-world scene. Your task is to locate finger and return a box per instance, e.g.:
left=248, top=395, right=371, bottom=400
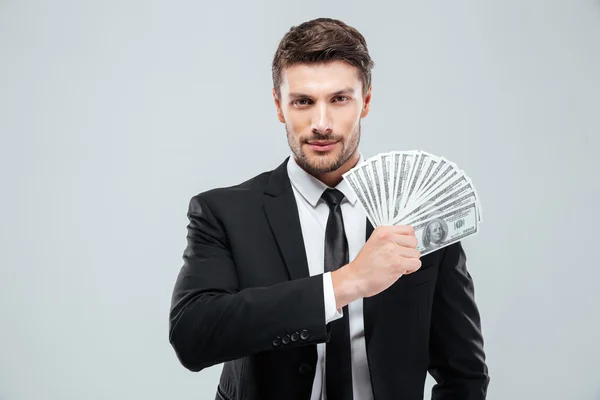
left=390, top=225, right=415, bottom=236
left=397, top=246, right=421, bottom=259
left=402, top=258, right=422, bottom=274
left=392, top=233, right=418, bottom=249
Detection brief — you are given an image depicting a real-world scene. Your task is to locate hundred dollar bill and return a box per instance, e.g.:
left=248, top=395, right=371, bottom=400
left=390, top=151, right=401, bottom=213
left=390, top=152, right=405, bottom=220
left=343, top=171, right=379, bottom=227
left=368, top=158, right=385, bottom=223
left=414, top=154, right=438, bottom=197
left=359, top=164, right=383, bottom=225
left=369, top=156, right=388, bottom=224
left=410, top=160, right=459, bottom=207
left=414, top=157, right=448, bottom=200
left=420, top=174, right=482, bottom=223
left=411, top=201, right=479, bottom=256
left=391, top=152, right=416, bottom=220
left=400, top=151, right=423, bottom=209
left=403, top=188, right=477, bottom=226
left=379, top=153, right=392, bottom=224
left=395, top=171, right=469, bottom=225
left=342, top=150, right=484, bottom=236
left=350, top=166, right=381, bottom=226
left=397, top=178, right=475, bottom=225
left=402, top=151, right=427, bottom=211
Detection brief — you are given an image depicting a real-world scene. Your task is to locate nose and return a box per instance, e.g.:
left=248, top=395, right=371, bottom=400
left=311, top=102, right=332, bottom=135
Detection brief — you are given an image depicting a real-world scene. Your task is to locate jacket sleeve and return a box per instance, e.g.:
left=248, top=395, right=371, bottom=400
left=428, top=242, right=490, bottom=399
left=169, top=194, right=328, bottom=372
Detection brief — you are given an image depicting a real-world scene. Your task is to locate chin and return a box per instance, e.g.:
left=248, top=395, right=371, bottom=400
left=302, top=152, right=344, bottom=174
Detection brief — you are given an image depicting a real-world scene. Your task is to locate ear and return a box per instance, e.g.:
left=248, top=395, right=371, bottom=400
left=272, top=88, right=286, bottom=123
left=360, top=86, right=372, bottom=118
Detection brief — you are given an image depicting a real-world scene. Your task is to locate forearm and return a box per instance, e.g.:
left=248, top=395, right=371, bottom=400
left=429, top=242, right=489, bottom=399
left=169, top=274, right=327, bottom=372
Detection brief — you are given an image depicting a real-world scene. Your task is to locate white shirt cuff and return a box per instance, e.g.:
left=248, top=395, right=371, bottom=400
left=323, top=272, right=343, bottom=324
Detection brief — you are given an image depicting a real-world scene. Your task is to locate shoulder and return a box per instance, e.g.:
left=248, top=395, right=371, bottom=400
left=188, top=165, right=280, bottom=213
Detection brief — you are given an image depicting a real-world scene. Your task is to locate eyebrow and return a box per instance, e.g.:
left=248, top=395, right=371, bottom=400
left=288, top=87, right=355, bottom=98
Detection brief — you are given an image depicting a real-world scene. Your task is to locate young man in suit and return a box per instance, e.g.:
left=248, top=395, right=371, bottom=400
left=169, top=17, right=489, bottom=400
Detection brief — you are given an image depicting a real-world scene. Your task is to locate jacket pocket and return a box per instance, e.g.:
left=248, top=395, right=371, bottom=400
left=216, top=385, right=232, bottom=400
left=396, top=264, right=437, bottom=287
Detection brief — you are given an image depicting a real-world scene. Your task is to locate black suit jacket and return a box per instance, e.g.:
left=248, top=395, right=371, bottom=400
left=169, top=158, right=489, bottom=400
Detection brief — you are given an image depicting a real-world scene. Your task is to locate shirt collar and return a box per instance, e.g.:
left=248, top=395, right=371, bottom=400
left=287, top=153, right=363, bottom=208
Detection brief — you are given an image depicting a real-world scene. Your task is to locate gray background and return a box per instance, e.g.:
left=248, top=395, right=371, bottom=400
left=1, top=0, right=599, bottom=399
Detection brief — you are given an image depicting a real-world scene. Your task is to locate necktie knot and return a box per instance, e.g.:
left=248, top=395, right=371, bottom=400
left=321, top=188, right=345, bottom=207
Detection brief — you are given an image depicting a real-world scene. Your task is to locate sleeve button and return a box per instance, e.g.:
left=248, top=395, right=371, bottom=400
left=300, top=330, right=309, bottom=340
left=272, top=337, right=282, bottom=347
left=291, top=332, right=299, bottom=342
left=282, top=335, right=291, bottom=345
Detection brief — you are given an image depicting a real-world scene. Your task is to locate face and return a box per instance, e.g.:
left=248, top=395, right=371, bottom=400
left=428, top=221, right=444, bottom=243
left=273, top=61, right=371, bottom=176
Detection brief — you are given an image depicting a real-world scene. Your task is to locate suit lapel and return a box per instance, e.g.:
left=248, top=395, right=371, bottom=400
left=365, top=219, right=375, bottom=241
left=363, top=219, right=378, bottom=395
left=263, top=157, right=311, bottom=281
left=363, top=220, right=376, bottom=338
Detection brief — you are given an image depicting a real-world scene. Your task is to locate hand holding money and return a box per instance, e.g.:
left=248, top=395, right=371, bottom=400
left=342, top=150, right=483, bottom=257
left=331, top=225, right=421, bottom=308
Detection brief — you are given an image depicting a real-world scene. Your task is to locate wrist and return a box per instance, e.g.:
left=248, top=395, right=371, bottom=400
left=331, top=262, right=363, bottom=309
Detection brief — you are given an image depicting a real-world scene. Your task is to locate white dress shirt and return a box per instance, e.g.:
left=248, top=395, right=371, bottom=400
left=287, top=154, right=374, bottom=400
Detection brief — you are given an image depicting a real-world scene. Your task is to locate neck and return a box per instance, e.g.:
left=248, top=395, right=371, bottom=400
left=302, top=150, right=361, bottom=188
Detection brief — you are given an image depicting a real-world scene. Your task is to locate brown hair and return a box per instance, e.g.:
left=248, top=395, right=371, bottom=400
left=272, top=18, right=375, bottom=98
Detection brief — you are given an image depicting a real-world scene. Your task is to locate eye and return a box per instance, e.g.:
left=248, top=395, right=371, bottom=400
left=333, top=96, right=350, bottom=103
left=292, top=99, right=312, bottom=107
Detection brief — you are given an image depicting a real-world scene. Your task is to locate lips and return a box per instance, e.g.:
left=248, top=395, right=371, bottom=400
left=307, top=141, right=338, bottom=152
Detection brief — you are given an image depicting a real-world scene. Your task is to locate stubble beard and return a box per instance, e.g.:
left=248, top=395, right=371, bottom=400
left=286, top=121, right=361, bottom=175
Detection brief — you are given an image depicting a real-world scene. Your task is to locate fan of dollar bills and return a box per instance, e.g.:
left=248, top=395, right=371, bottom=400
left=342, top=150, right=483, bottom=256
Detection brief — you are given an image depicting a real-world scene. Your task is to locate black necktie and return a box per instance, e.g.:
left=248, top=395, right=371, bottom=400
left=321, top=188, right=353, bottom=400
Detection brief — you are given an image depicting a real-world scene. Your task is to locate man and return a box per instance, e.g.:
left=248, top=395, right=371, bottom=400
left=169, top=18, right=489, bottom=400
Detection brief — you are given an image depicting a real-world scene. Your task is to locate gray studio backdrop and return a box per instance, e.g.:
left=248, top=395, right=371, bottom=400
left=1, top=1, right=599, bottom=399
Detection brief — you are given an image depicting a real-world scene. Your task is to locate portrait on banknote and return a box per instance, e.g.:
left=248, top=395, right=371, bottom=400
left=422, top=218, right=448, bottom=250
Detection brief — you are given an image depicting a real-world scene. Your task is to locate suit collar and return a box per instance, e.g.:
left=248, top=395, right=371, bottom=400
left=263, top=157, right=292, bottom=198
